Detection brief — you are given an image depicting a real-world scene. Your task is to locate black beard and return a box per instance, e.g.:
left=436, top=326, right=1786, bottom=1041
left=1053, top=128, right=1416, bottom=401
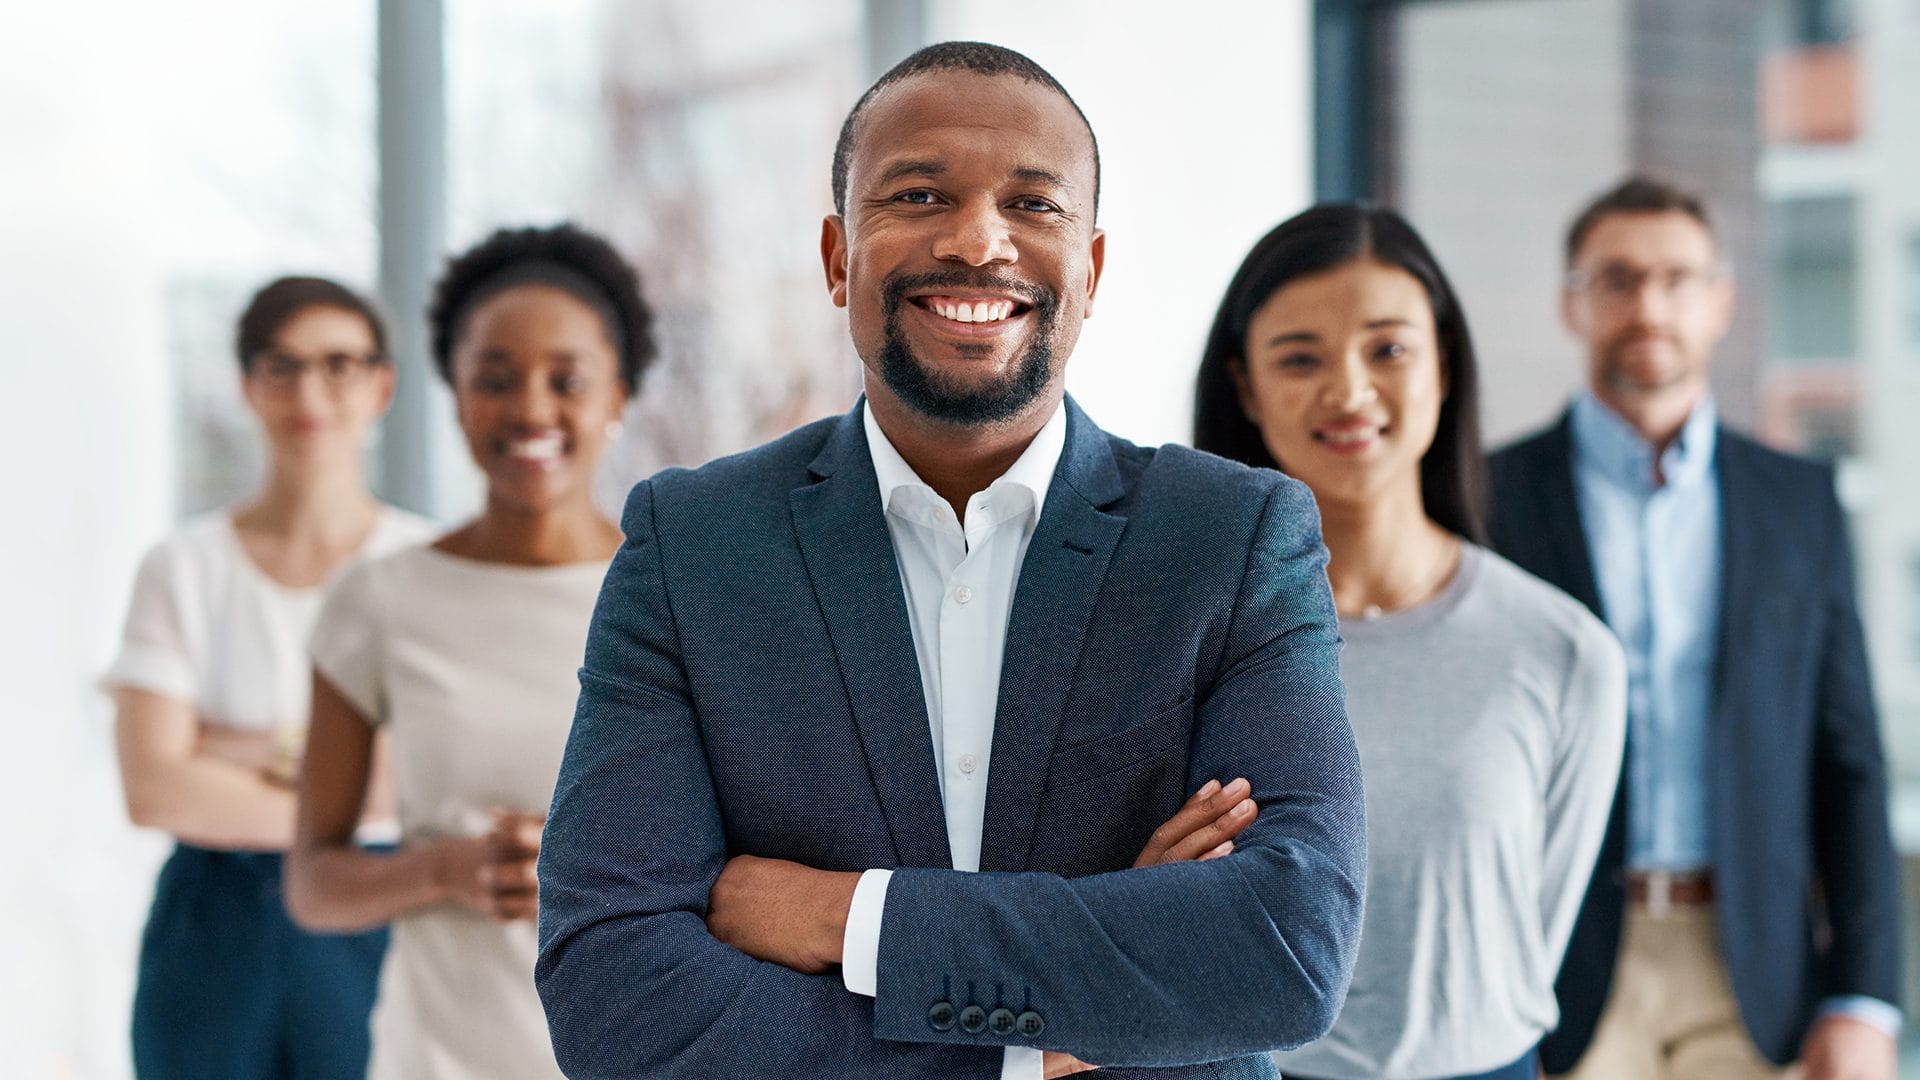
left=876, top=270, right=1059, bottom=427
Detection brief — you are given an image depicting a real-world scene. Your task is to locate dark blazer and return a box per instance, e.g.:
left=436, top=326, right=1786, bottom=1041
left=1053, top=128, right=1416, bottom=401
left=535, top=399, right=1367, bottom=1079
left=1490, top=411, right=1902, bottom=1072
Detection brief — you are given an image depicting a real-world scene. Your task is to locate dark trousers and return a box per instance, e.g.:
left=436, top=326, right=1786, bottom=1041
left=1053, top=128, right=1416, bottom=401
left=132, top=844, right=387, bottom=1080
left=1286, top=1046, right=1540, bottom=1080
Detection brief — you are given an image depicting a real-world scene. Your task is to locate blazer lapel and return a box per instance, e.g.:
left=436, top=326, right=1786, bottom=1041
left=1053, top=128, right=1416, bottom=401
left=1539, top=413, right=1608, bottom=621
left=1709, top=431, right=1764, bottom=764
left=790, top=406, right=952, bottom=870
left=978, top=400, right=1128, bottom=873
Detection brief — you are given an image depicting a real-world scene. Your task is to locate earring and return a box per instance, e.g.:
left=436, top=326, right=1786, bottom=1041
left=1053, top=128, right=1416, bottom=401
left=605, top=419, right=625, bottom=442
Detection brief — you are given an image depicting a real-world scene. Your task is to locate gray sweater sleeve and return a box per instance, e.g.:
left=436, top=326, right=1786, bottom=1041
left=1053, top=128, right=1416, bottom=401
left=1539, top=615, right=1627, bottom=965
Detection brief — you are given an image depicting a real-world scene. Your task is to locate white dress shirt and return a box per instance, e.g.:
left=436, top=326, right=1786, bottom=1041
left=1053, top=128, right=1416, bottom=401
left=839, top=399, right=1067, bottom=1080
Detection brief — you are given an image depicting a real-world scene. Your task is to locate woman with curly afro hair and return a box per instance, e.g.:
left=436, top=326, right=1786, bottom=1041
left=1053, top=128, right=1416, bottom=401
left=286, top=224, right=655, bottom=1079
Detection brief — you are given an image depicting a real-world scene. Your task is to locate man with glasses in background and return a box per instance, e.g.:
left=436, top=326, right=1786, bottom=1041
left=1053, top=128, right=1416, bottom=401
left=1490, top=176, right=1902, bottom=1080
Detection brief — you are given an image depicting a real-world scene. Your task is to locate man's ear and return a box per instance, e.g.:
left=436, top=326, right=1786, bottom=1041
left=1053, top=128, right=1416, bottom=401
left=1558, top=286, right=1582, bottom=340
left=821, top=215, right=850, bottom=309
left=1706, top=274, right=1736, bottom=346
left=1081, top=228, right=1106, bottom=317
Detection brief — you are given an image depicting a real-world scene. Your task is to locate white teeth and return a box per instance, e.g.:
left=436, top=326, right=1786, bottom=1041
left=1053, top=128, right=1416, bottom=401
left=505, top=434, right=564, bottom=460
left=929, top=299, right=1014, bottom=324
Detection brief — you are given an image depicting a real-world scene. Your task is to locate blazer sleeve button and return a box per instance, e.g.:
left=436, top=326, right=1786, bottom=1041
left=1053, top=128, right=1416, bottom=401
left=927, top=1001, right=956, bottom=1032
left=1016, top=1010, right=1046, bottom=1038
left=988, top=1007, right=1016, bottom=1035
left=958, top=1004, right=988, bottom=1034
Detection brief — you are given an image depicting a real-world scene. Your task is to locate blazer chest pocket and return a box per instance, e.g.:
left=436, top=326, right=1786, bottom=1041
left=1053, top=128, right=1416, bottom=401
left=1045, top=697, right=1193, bottom=791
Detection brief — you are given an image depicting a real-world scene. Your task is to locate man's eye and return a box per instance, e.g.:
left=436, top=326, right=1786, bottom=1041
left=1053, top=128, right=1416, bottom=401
left=1014, top=197, right=1058, bottom=213
left=895, top=190, right=938, bottom=205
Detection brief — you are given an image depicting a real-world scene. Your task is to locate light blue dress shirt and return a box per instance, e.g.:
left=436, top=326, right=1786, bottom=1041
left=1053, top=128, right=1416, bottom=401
left=1569, top=392, right=1901, bottom=1039
left=1571, top=392, right=1721, bottom=873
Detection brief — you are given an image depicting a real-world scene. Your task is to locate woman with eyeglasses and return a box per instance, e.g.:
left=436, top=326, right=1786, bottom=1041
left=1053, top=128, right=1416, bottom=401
left=105, top=276, right=436, bottom=1078
left=1193, top=206, right=1626, bottom=1080
left=284, top=224, right=650, bottom=1079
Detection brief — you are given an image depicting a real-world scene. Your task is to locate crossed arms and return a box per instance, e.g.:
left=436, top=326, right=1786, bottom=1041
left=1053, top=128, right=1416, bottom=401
left=534, top=478, right=1366, bottom=1078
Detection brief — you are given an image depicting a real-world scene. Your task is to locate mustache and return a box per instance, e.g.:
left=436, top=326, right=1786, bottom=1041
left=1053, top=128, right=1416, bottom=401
left=881, top=270, right=1056, bottom=315
left=1608, top=325, right=1677, bottom=349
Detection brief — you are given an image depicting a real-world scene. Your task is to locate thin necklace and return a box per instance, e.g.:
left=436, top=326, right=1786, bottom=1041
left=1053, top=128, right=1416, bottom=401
left=1352, top=536, right=1461, bottom=621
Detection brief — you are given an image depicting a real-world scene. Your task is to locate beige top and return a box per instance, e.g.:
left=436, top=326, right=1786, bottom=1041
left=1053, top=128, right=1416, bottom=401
left=311, top=544, right=608, bottom=1080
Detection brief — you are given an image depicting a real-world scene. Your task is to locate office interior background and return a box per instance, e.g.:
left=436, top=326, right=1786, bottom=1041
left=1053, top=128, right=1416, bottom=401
left=3, top=0, right=1918, bottom=1075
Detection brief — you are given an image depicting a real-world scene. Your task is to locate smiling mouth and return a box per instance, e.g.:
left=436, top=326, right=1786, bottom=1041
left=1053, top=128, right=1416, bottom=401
left=911, top=295, right=1032, bottom=325
left=501, top=432, right=567, bottom=463
left=1313, top=423, right=1389, bottom=450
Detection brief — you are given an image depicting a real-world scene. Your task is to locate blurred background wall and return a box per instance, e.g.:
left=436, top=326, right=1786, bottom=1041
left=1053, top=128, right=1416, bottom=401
left=4, top=0, right=1920, bottom=1075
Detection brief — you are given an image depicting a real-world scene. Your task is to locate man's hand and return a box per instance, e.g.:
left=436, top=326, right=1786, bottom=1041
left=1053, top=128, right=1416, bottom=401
left=707, top=854, right=860, bottom=974
left=1801, top=1015, right=1896, bottom=1080
left=1134, top=777, right=1257, bottom=867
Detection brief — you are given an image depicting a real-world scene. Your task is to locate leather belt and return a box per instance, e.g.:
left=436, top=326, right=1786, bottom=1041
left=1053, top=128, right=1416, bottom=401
left=1625, top=869, right=1714, bottom=916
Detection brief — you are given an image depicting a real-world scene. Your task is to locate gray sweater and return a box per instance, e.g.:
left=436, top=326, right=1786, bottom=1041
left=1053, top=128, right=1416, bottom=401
left=1273, top=544, right=1625, bottom=1079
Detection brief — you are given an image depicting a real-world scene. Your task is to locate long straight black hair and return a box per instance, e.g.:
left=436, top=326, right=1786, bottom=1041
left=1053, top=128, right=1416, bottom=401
left=1192, top=204, right=1488, bottom=544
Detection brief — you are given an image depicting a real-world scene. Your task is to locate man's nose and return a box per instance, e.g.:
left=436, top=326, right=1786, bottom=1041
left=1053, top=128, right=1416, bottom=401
left=1625, top=275, right=1677, bottom=323
left=932, top=200, right=1017, bottom=267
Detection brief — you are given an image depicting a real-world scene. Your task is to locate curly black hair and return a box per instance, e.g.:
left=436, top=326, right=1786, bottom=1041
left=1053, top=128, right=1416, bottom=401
left=428, top=223, right=656, bottom=394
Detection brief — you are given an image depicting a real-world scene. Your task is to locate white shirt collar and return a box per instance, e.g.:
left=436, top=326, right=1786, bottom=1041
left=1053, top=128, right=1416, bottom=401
left=862, top=398, right=1067, bottom=525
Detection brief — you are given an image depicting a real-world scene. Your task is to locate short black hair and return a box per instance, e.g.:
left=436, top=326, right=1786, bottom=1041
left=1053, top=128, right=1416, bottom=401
left=1565, top=175, right=1714, bottom=267
left=830, top=41, right=1100, bottom=219
left=1193, top=204, right=1489, bottom=545
left=429, top=223, right=656, bottom=394
left=235, top=276, right=388, bottom=374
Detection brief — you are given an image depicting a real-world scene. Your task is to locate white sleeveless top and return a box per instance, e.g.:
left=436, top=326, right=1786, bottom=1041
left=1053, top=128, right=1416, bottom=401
left=104, top=508, right=438, bottom=735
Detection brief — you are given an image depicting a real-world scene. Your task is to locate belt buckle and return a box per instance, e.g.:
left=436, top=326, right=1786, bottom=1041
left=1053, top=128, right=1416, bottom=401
left=1646, top=871, right=1672, bottom=919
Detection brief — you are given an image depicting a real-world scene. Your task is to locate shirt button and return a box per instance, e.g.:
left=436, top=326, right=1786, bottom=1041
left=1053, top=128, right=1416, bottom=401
left=958, top=754, right=978, bottom=775
left=953, top=584, right=973, bottom=605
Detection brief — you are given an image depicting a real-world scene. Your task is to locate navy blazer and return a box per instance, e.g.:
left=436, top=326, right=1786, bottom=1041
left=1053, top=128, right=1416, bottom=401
left=1490, top=411, right=1902, bottom=1071
left=535, top=399, right=1367, bottom=1078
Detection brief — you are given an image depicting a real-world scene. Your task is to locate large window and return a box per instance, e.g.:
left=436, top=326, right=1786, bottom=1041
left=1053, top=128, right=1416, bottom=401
left=3, top=6, right=377, bottom=1076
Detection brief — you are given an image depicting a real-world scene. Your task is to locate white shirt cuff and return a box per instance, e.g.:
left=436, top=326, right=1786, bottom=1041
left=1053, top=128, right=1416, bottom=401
left=1001, top=1046, right=1044, bottom=1079
left=842, top=868, right=1041, bottom=1079
left=840, top=868, right=892, bottom=997
left=1817, top=995, right=1904, bottom=1039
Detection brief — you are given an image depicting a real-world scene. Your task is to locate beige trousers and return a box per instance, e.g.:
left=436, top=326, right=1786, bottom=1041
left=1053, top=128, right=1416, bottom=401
left=1555, top=902, right=1802, bottom=1080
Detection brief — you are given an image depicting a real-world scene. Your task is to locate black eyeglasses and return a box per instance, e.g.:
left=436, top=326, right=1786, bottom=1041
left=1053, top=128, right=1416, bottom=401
left=252, top=352, right=384, bottom=394
left=1565, top=263, right=1722, bottom=306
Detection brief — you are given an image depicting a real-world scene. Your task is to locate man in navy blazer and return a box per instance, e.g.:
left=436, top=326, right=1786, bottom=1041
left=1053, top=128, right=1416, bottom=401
left=534, top=42, right=1365, bottom=1079
left=1490, top=176, right=1902, bottom=1079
